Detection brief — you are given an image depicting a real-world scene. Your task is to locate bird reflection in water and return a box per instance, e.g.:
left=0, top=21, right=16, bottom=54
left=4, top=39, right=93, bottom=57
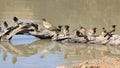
left=0, top=40, right=45, bottom=64
left=0, top=39, right=120, bottom=65
left=39, top=42, right=118, bottom=60
left=0, top=47, right=18, bottom=64
left=2, top=49, right=7, bottom=61
left=12, top=55, right=17, bottom=64
left=40, top=49, right=51, bottom=58
left=40, top=41, right=61, bottom=58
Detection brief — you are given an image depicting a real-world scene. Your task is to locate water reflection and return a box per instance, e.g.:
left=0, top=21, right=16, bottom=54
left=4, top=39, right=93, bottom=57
left=2, top=49, right=7, bottom=61
left=12, top=55, right=17, bottom=64
left=0, top=38, right=120, bottom=67
left=40, top=41, right=120, bottom=61
left=11, top=35, right=38, bottom=45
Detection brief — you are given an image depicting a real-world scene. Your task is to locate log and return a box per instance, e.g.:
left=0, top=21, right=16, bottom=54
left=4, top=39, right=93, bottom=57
left=52, top=35, right=88, bottom=43
left=0, top=22, right=120, bottom=46
left=0, top=23, right=38, bottom=40
left=29, top=29, right=54, bottom=39
left=6, top=24, right=27, bottom=40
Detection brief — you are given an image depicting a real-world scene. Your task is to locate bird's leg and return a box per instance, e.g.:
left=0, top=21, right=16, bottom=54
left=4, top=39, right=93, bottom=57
left=107, top=34, right=113, bottom=40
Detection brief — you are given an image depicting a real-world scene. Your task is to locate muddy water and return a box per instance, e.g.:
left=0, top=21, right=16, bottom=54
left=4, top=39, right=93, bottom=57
left=0, top=0, right=120, bottom=33
left=0, top=35, right=120, bottom=68
left=0, top=0, right=120, bottom=68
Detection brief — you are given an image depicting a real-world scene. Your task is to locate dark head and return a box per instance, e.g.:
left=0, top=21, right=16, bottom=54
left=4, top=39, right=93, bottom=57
left=65, top=25, right=69, bottom=30
left=42, top=18, right=46, bottom=21
left=58, top=25, right=62, bottom=29
left=80, top=26, right=83, bottom=29
left=102, top=27, right=105, bottom=30
left=76, top=30, right=80, bottom=37
left=57, top=25, right=62, bottom=32
left=13, top=17, right=18, bottom=22
left=32, top=23, right=38, bottom=31
left=93, top=27, right=97, bottom=33
left=93, top=27, right=97, bottom=30
left=3, top=21, right=8, bottom=28
left=112, top=25, right=116, bottom=28
left=102, top=27, right=107, bottom=33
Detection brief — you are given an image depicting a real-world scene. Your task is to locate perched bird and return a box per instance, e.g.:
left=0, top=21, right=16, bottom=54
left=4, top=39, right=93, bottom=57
left=79, top=26, right=89, bottom=42
left=2, top=21, right=8, bottom=32
left=79, top=27, right=86, bottom=36
left=13, top=17, right=19, bottom=26
left=42, top=18, right=62, bottom=36
left=31, top=23, right=39, bottom=31
left=73, top=30, right=81, bottom=37
left=104, top=25, right=116, bottom=40
left=42, top=18, right=53, bottom=29
left=88, top=27, right=97, bottom=36
left=101, top=27, right=107, bottom=35
left=93, top=27, right=97, bottom=34
left=63, top=25, right=69, bottom=36
left=53, top=25, right=63, bottom=37
left=57, top=25, right=62, bottom=33
left=13, top=17, right=18, bottom=23
left=88, top=27, right=97, bottom=40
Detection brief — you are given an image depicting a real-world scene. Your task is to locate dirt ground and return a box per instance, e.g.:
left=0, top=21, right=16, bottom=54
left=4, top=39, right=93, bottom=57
left=56, top=56, right=120, bottom=68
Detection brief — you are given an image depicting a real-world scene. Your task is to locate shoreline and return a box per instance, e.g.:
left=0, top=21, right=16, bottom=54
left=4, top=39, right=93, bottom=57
left=57, top=56, right=120, bottom=68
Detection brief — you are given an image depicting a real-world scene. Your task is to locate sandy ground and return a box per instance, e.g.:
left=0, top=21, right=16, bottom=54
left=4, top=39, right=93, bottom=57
left=56, top=56, right=120, bottom=68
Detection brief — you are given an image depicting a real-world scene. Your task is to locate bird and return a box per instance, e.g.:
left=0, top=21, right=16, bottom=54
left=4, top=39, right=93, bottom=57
left=101, top=27, right=107, bottom=35
left=13, top=17, right=19, bottom=26
left=42, top=18, right=53, bottom=29
left=57, top=25, right=62, bottom=33
left=53, top=25, right=63, bottom=37
left=88, top=27, right=97, bottom=40
left=2, top=21, right=8, bottom=32
left=88, top=27, right=97, bottom=36
left=79, top=26, right=86, bottom=36
left=73, top=29, right=81, bottom=37
left=104, top=25, right=116, bottom=40
left=13, top=17, right=18, bottom=23
left=93, top=27, right=97, bottom=34
left=79, top=26, right=89, bottom=42
left=30, top=23, right=39, bottom=31
left=42, top=18, right=62, bottom=36
left=63, top=25, right=69, bottom=36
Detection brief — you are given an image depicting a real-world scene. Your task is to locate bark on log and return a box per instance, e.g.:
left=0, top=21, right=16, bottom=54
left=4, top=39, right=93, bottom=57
left=29, top=29, right=54, bottom=39
left=0, top=23, right=38, bottom=40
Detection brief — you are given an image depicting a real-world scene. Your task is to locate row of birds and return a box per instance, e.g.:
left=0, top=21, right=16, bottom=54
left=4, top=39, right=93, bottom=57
left=1, top=17, right=116, bottom=41
left=1, top=17, right=18, bottom=31
left=42, top=18, right=116, bottom=41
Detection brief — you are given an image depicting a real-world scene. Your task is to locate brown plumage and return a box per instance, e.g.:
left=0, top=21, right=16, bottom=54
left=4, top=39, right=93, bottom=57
left=13, top=17, right=18, bottom=22
left=42, top=18, right=53, bottom=29
left=3, top=21, right=8, bottom=28
left=88, top=27, right=97, bottom=36
left=63, top=25, right=69, bottom=36
left=108, top=25, right=116, bottom=33
left=104, top=25, right=116, bottom=40
left=57, top=25, right=62, bottom=33
left=93, top=27, right=97, bottom=34
left=79, top=27, right=86, bottom=36
left=74, top=30, right=81, bottom=37
left=2, top=21, right=8, bottom=32
left=54, top=25, right=63, bottom=36
left=79, top=26, right=89, bottom=42
left=101, top=27, right=107, bottom=35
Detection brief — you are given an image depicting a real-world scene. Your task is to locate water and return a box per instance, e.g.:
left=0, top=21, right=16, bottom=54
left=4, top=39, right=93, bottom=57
left=0, top=0, right=120, bottom=34
left=0, top=35, right=120, bottom=68
left=0, top=0, right=120, bottom=68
